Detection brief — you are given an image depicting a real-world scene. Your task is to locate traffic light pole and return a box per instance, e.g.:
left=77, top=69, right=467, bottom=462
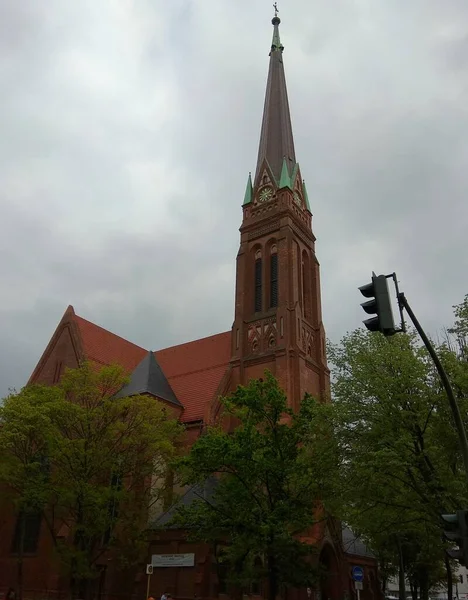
left=398, top=292, right=468, bottom=484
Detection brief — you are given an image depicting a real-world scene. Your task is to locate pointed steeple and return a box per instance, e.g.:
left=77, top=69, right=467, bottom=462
left=255, top=12, right=296, bottom=185
left=279, top=157, right=292, bottom=189
left=302, top=179, right=311, bottom=211
left=243, top=172, right=253, bottom=205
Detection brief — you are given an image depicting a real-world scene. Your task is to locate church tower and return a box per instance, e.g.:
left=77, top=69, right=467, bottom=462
left=230, top=13, right=329, bottom=409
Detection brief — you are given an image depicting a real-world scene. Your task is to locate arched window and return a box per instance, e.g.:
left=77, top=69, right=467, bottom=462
left=53, top=360, right=63, bottom=383
left=302, top=251, right=311, bottom=320
left=254, top=250, right=262, bottom=313
left=270, top=245, right=278, bottom=308
left=11, top=511, right=42, bottom=554
left=295, top=241, right=302, bottom=309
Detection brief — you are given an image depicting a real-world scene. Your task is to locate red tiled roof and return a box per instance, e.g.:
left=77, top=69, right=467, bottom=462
left=74, top=311, right=231, bottom=423
left=156, top=333, right=231, bottom=422
left=75, top=315, right=147, bottom=373
left=155, top=331, right=231, bottom=378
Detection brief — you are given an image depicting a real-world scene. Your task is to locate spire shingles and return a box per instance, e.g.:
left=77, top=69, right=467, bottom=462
left=254, top=15, right=296, bottom=186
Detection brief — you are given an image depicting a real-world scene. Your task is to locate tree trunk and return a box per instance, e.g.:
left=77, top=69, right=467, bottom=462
left=79, top=577, right=88, bottom=600
left=397, top=539, right=406, bottom=600
left=446, top=554, right=453, bottom=600
left=419, top=568, right=429, bottom=600
left=71, top=574, right=89, bottom=600
left=71, top=568, right=78, bottom=600
left=71, top=496, right=86, bottom=600
left=268, top=555, right=279, bottom=600
left=97, top=567, right=107, bottom=600
left=16, top=512, right=26, bottom=600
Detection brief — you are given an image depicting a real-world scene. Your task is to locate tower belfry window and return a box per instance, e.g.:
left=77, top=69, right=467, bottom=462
left=302, top=251, right=311, bottom=320
left=254, top=253, right=263, bottom=313
left=270, top=247, right=278, bottom=308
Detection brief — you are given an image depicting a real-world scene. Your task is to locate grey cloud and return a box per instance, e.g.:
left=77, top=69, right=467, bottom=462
left=1, top=0, right=467, bottom=397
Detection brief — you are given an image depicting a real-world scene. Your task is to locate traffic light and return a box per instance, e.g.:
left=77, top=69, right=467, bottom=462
left=442, top=510, right=468, bottom=566
left=359, top=272, right=395, bottom=336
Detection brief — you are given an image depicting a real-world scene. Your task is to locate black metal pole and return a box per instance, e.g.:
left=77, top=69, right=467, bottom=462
left=398, top=293, right=468, bottom=483
left=391, top=273, right=406, bottom=333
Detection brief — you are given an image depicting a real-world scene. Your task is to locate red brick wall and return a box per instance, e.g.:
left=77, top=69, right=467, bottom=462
left=30, top=323, right=80, bottom=386
left=300, top=359, right=321, bottom=400
left=0, top=317, right=82, bottom=593
left=0, top=493, right=62, bottom=593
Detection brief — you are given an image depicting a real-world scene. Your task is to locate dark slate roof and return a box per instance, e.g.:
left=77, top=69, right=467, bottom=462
left=255, top=15, right=296, bottom=185
left=115, top=351, right=182, bottom=407
left=342, top=526, right=375, bottom=558
left=151, top=483, right=376, bottom=557
left=150, top=477, right=219, bottom=529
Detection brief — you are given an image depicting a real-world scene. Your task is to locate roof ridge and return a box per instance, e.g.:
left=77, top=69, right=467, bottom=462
left=164, top=361, right=229, bottom=380
left=155, top=330, right=230, bottom=353
left=75, top=312, right=229, bottom=356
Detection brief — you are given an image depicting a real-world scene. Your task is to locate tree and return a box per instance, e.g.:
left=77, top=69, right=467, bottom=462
left=327, top=328, right=467, bottom=600
left=0, top=362, right=181, bottom=599
left=0, top=385, right=59, bottom=600
left=171, top=372, right=339, bottom=600
left=449, top=294, right=468, bottom=345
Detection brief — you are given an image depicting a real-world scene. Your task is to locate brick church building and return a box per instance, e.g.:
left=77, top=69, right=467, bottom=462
left=0, top=13, right=383, bottom=600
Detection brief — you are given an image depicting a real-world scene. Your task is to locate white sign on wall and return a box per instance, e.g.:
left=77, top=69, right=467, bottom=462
left=151, top=553, right=195, bottom=568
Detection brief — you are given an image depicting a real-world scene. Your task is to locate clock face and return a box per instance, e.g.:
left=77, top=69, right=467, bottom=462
left=293, top=192, right=302, bottom=207
left=258, top=186, right=273, bottom=203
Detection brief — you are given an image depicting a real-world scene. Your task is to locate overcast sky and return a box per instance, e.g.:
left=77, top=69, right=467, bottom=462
left=1, top=0, right=468, bottom=396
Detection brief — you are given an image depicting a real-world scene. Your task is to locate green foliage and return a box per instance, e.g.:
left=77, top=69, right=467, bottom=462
left=327, top=323, right=468, bottom=598
left=0, top=385, right=60, bottom=512
left=449, top=295, right=468, bottom=341
left=171, top=372, right=339, bottom=598
left=0, top=362, right=182, bottom=591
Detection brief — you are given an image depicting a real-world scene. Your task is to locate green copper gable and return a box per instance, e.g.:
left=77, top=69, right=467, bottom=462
left=291, top=162, right=299, bottom=185
left=243, top=172, right=253, bottom=205
left=302, top=180, right=311, bottom=211
left=279, top=157, right=292, bottom=189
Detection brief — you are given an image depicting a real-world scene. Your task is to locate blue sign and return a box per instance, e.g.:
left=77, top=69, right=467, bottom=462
left=352, top=566, right=364, bottom=582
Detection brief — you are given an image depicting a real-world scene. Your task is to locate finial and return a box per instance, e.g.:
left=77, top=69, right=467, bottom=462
left=272, top=2, right=280, bottom=25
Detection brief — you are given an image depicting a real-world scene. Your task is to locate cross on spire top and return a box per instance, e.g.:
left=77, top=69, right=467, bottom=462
left=273, top=2, right=279, bottom=17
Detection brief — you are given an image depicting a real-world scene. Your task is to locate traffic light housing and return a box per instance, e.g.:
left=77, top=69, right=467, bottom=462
left=442, top=510, right=468, bottom=566
left=359, top=273, right=396, bottom=336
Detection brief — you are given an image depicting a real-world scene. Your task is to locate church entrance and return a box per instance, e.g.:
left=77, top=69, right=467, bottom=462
left=318, top=543, right=341, bottom=600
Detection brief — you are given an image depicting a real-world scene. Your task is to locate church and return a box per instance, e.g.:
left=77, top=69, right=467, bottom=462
left=0, top=13, right=382, bottom=600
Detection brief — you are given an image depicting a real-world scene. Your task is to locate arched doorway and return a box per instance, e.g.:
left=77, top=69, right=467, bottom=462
left=319, top=543, right=341, bottom=600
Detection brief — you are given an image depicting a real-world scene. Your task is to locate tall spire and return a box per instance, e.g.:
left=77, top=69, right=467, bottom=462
left=255, top=10, right=296, bottom=185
